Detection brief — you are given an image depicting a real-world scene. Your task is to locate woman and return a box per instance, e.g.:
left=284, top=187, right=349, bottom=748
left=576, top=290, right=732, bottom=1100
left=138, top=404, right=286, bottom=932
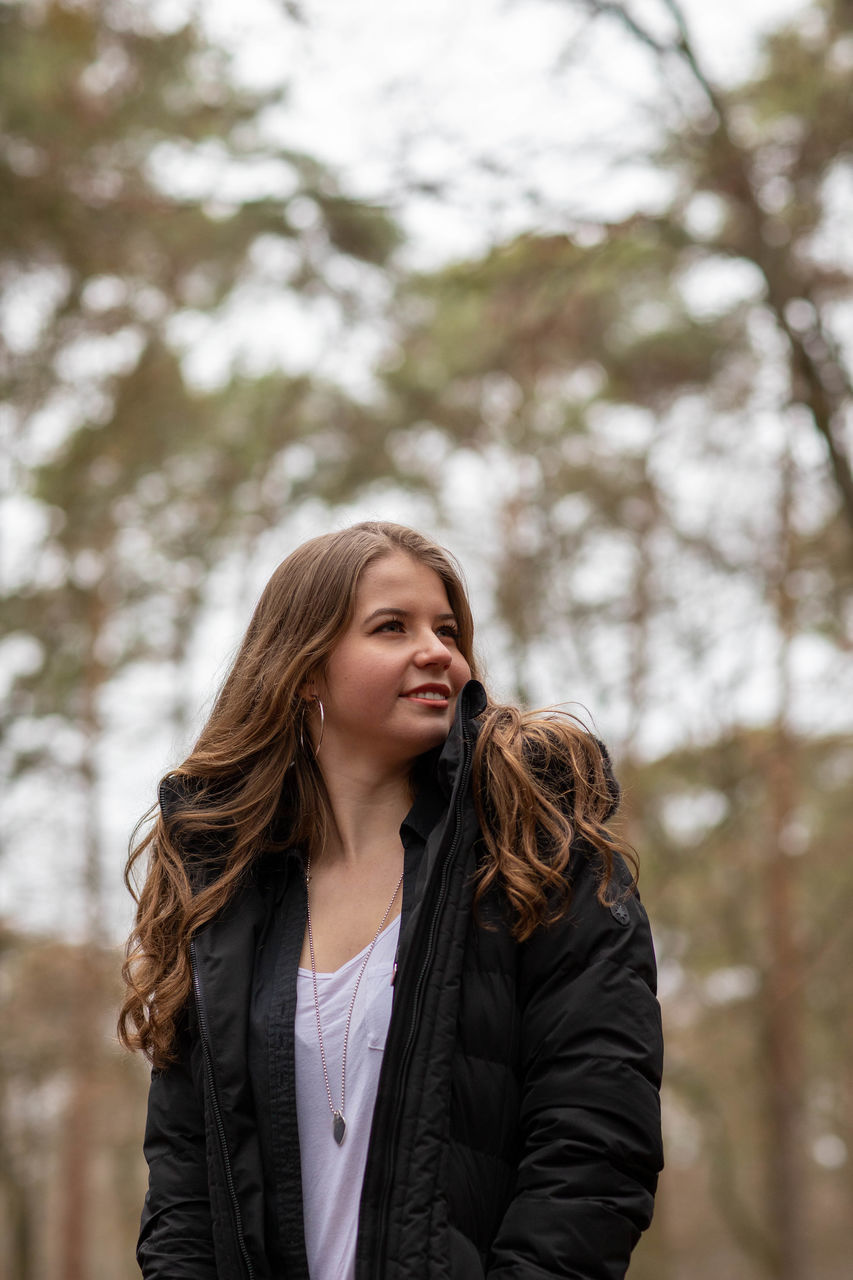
left=120, top=521, right=663, bottom=1280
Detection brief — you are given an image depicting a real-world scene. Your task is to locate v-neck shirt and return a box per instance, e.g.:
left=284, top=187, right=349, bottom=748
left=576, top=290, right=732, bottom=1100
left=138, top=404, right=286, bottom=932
left=295, top=913, right=400, bottom=1280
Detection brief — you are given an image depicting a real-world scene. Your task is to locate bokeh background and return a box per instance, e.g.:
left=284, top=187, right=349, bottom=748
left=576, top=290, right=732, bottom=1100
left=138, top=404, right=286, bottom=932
left=2, top=0, right=852, bottom=1276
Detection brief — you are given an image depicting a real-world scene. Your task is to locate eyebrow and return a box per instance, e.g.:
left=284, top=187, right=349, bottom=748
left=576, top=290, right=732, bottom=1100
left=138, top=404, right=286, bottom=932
left=362, top=607, right=458, bottom=624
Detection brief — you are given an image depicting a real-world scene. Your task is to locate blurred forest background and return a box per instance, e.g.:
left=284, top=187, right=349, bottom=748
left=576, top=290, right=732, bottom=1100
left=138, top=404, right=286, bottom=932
left=1, top=0, right=852, bottom=1276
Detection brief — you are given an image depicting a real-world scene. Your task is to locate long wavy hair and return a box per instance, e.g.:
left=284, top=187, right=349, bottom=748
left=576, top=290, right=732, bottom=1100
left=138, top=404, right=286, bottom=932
left=119, top=521, right=634, bottom=1065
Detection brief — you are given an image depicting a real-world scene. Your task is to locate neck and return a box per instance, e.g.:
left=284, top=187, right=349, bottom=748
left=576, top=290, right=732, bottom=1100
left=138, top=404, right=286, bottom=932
left=313, top=748, right=413, bottom=867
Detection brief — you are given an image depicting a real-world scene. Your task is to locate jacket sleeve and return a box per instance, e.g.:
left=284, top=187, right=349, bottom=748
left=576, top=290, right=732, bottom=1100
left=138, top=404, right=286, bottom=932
left=486, top=851, right=664, bottom=1280
left=137, top=1019, right=217, bottom=1280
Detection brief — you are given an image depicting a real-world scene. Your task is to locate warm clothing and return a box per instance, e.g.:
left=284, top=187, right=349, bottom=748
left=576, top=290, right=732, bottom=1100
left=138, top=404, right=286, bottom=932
left=138, top=679, right=664, bottom=1280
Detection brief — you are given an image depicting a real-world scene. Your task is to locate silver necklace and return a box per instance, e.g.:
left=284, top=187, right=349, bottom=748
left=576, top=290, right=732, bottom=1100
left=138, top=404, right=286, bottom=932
left=305, top=855, right=405, bottom=1145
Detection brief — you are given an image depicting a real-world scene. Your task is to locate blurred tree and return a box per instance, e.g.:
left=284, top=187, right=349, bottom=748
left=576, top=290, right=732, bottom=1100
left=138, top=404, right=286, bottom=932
left=0, top=2, right=404, bottom=1274
left=368, top=2, right=852, bottom=1276
left=572, top=0, right=853, bottom=543
left=379, top=214, right=759, bottom=709
left=622, top=715, right=853, bottom=1280
left=570, top=8, right=853, bottom=1274
left=0, top=0, right=407, bottom=913
left=0, top=923, right=150, bottom=1280
left=2, top=0, right=852, bottom=1276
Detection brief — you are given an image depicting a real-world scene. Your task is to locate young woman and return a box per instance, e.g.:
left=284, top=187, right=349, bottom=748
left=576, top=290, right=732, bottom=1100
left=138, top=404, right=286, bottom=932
left=120, top=521, right=663, bottom=1280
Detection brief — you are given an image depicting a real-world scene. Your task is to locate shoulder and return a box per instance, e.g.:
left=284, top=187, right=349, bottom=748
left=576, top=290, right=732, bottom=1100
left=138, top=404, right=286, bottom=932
left=520, top=723, right=621, bottom=819
left=474, top=702, right=620, bottom=810
left=157, top=771, right=210, bottom=817
left=157, top=771, right=299, bottom=896
left=156, top=773, right=233, bottom=890
left=517, top=838, right=657, bottom=997
left=507, top=725, right=651, bottom=974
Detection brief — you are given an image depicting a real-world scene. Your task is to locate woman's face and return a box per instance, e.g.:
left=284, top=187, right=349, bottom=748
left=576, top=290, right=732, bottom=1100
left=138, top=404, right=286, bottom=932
left=315, top=551, right=472, bottom=768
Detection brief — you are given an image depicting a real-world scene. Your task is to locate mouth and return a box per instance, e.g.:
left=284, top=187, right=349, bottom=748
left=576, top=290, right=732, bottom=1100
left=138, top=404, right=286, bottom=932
left=401, top=684, right=451, bottom=704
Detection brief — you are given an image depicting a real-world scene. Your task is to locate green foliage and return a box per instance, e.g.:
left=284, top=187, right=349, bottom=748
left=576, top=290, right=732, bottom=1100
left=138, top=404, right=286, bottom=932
left=386, top=226, right=745, bottom=410
left=0, top=0, right=407, bottom=768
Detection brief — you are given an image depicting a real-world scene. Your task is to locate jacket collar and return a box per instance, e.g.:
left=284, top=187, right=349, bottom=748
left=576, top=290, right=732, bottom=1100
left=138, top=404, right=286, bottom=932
left=433, top=678, right=487, bottom=797
left=403, top=678, right=486, bottom=901
left=403, top=679, right=487, bottom=839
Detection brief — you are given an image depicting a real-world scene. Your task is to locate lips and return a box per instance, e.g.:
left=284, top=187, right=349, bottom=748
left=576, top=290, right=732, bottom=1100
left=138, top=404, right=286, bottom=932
left=402, top=684, right=451, bottom=701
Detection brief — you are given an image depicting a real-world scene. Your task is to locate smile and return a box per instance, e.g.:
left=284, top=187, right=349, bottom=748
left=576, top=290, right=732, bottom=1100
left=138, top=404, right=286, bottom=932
left=402, top=687, right=450, bottom=702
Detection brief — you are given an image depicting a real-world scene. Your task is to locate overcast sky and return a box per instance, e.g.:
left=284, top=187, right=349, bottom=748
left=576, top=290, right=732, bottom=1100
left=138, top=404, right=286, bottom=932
left=195, top=0, right=810, bottom=264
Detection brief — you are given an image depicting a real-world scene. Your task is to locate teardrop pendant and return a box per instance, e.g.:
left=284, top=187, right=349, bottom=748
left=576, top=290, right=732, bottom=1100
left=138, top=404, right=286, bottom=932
left=332, top=1111, right=347, bottom=1145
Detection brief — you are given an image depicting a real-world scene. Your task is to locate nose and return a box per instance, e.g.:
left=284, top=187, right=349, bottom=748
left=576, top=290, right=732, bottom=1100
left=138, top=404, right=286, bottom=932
left=415, top=629, right=452, bottom=669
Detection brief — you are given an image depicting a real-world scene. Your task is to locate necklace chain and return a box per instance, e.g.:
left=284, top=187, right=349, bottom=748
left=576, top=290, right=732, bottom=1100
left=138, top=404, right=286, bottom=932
left=305, top=854, right=404, bottom=1145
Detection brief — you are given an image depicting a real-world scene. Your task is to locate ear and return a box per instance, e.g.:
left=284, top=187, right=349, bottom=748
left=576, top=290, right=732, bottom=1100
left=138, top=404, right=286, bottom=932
left=298, top=674, right=320, bottom=701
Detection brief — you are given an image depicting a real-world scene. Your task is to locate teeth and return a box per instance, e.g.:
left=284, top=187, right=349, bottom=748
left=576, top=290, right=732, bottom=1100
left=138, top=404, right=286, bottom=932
left=411, top=691, right=446, bottom=700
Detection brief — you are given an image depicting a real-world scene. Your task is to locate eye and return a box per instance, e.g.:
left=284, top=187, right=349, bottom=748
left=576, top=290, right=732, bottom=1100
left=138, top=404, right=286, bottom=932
left=438, top=624, right=460, bottom=641
left=375, top=618, right=405, bottom=633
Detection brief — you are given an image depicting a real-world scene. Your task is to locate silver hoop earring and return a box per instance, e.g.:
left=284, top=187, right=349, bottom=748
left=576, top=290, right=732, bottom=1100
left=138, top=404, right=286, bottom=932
left=299, top=697, right=325, bottom=757
left=314, top=697, right=325, bottom=754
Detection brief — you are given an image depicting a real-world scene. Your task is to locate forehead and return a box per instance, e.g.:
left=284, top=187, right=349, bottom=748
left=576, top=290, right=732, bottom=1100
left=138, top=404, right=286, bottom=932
left=354, top=552, right=451, bottom=608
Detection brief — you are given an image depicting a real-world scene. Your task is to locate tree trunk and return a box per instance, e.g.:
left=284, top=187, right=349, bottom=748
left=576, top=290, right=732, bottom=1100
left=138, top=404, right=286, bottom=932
left=761, top=445, right=808, bottom=1280
left=60, top=589, right=107, bottom=1280
left=0, top=1118, right=34, bottom=1280
left=59, top=1048, right=92, bottom=1280
left=762, top=726, right=807, bottom=1280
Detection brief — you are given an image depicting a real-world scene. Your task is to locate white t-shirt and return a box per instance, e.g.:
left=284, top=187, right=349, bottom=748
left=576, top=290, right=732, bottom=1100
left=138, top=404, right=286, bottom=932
left=295, top=914, right=399, bottom=1280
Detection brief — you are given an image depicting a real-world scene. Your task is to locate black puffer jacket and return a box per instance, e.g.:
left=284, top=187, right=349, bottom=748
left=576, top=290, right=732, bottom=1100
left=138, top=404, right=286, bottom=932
left=138, top=680, right=663, bottom=1279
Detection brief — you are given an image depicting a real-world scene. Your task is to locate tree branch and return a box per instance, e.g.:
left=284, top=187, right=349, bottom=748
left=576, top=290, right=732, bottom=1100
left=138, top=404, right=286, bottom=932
left=575, top=0, right=853, bottom=542
left=577, top=0, right=668, bottom=55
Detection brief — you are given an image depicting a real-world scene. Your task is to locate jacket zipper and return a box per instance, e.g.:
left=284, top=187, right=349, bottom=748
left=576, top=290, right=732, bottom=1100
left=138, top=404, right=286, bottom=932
left=372, top=735, right=472, bottom=1275
left=191, top=939, right=257, bottom=1280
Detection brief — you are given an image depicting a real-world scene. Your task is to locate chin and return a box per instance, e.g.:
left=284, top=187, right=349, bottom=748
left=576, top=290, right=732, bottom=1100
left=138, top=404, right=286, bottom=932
left=392, top=722, right=451, bottom=757
left=415, top=723, right=452, bottom=752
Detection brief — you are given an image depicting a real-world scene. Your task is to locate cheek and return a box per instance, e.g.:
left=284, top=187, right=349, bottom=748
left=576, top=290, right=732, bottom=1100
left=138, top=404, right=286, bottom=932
left=322, top=656, right=364, bottom=707
left=452, top=651, right=472, bottom=687
left=328, top=653, right=397, bottom=705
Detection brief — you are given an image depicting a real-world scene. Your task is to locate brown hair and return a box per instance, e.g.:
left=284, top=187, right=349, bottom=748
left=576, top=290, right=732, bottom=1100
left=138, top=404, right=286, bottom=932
left=119, top=521, right=633, bottom=1066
